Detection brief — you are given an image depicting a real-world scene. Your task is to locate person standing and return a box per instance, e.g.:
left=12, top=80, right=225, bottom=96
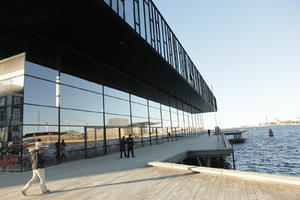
left=207, top=129, right=211, bottom=136
left=20, top=145, right=50, bottom=196
left=119, top=136, right=127, bottom=158
left=126, top=134, right=135, bottom=158
left=60, top=140, right=67, bottom=160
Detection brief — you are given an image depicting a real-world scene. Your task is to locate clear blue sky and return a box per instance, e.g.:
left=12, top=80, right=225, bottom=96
left=153, top=0, right=300, bottom=128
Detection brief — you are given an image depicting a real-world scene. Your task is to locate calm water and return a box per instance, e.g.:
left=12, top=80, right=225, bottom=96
left=229, top=125, right=300, bottom=177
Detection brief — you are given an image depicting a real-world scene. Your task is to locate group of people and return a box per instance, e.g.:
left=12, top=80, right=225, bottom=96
left=119, top=134, right=135, bottom=158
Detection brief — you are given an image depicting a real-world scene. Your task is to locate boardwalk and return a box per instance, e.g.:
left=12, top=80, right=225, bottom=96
left=0, top=134, right=299, bottom=200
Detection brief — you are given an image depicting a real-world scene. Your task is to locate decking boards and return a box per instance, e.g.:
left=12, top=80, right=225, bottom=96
left=0, top=134, right=299, bottom=199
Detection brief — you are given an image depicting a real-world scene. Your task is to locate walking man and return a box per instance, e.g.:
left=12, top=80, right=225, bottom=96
left=119, top=136, right=127, bottom=158
left=126, top=134, right=135, bottom=158
left=208, top=129, right=211, bottom=136
left=20, top=143, right=50, bottom=196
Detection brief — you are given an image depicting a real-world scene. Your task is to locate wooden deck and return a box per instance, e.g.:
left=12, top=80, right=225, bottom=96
left=0, top=134, right=299, bottom=200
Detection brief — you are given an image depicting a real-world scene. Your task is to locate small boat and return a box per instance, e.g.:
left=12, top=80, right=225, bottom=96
left=268, top=128, right=274, bottom=137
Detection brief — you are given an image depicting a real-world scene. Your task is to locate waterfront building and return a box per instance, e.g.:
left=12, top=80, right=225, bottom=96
left=0, top=0, right=216, bottom=171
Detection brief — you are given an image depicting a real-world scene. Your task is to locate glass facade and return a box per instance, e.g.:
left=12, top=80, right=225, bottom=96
left=103, top=0, right=217, bottom=110
left=0, top=54, right=205, bottom=171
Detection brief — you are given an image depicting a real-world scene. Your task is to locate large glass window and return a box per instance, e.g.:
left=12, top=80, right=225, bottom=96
left=60, top=85, right=103, bottom=112
left=105, top=114, right=130, bottom=127
left=104, top=86, right=129, bottom=100
left=104, top=95, right=130, bottom=116
left=125, top=0, right=134, bottom=28
left=23, top=105, right=58, bottom=126
left=25, top=61, right=57, bottom=81
left=131, top=102, right=148, bottom=118
left=149, top=106, right=161, bottom=120
left=61, top=73, right=102, bottom=93
left=60, top=109, right=103, bottom=126
left=24, top=76, right=56, bottom=106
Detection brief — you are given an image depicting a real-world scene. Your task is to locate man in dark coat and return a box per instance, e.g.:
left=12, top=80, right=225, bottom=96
left=119, top=136, right=127, bottom=158
left=20, top=145, right=50, bottom=196
left=126, top=134, right=135, bottom=158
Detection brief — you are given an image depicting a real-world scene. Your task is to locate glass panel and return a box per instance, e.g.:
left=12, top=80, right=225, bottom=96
left=144, top=2, right=151, bottom=44
left=105, top=114, right=130, bottom=127
left=104, top=95, right=130, bottom=116
left=148, top=100, right=160, bottom=108
left=24, top=76, right=56, bottom=106
left=86, top=127, right=105, bottom=157
left=23, top=105, right=58, bottom=125
left=61, top=73, right=102, bottom=93
left=139, top=0, right=145, bottom=39
left=131, top=102, right=148, bottom=118
left=60, top=109, right=103, bottom=126
left=60, top=126, right=86, bottom=161
left=25, top=61, right=57, bottom=81
left=149, top=106, right=160, bottom=120
left=112, top=0, right=118, bottom=12
left=104, top=86, right=129, bottom=100
left=131, top=94, right=147, bottom=105
left=125, top=0, right=134, bottom=28
left=60, top=85, right=103, bottom=112
left=161, top=109, right=170, bottom=122
left=118, top=0, right=125, bottom=19
left=104, top=0, right=110, bottom=5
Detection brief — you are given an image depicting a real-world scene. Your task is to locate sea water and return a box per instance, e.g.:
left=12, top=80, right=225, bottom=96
left=230, top=125, right=300, bottom=177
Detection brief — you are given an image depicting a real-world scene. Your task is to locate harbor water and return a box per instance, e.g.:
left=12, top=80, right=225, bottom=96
left=230, top=125, right=300, bottom=177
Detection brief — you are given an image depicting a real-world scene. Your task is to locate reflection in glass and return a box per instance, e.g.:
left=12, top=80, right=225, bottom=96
left=85, top=127, right=105, bottom=157
left=149, top=100, right=160, bottom=108
left=24, top=76, right=56, bottom=106
left=125, top=0, right=134, bottom=28
left=60, top=85, right=103, bottom=112
left=131, top=94, right=147, bottom=105
left=161, top=109, right=170, bottom=122
left=23, top=105, right=58, bottom=126
left=104, top=95, right=130, bottom=116
left=105, top=114, right=130, bottom=127
left=104, top=86, right=129, bottom=100
left=25, top=61, right=57, bottom=81
left=61, top=73, right=102, bottom=93
left=60, top=109, right=103, bottom=126
left=131, top=102, right=148, bottom=118
left=149, top=106, right=160, bottom=120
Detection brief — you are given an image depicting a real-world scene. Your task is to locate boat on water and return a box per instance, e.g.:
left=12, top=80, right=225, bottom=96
left=269, top=128, right=274, bottom=137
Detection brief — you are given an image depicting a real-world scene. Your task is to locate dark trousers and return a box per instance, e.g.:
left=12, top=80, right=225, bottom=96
left=120, top=149, right=126, bottom=158
left=127, top=147, right=134, bottom=157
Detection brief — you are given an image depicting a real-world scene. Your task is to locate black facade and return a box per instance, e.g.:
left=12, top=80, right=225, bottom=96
left=0, top=0, right=216, bottom=171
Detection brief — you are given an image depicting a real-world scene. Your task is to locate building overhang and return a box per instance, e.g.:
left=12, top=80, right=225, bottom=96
left=0, top=0, right=216, bottom=113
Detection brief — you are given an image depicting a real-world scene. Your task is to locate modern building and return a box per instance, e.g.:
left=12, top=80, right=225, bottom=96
left=0, top=0, right=217, bottom=171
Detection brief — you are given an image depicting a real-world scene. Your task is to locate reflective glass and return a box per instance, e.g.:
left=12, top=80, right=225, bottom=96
left=118, top=0, right=125, bottom=19
left=61, top=73, right=102, bottom=93
left=25, top=61, right=57, bottom=81
left=104, top=95, right=130, bottom=116
left=144, top=2, right=151, bottom=44
left=24, top=76, right=56, bottom=106
left=148, top=100, right=159, bottom=108
left=60, top=109, right=103, bottom=126
left=112, top=0, right=118, bottom=12
left=0, top=75, right=24, bottom=98
left=139, top=0, right=145, bottom=39
left=161, top=109, right=170, bottom=122
left=23, top=105, right=58, bottom=125
left=104, top=86, right=129, bottom=100
left=131, top=94, right=147, bottom=105
left=23, top=125, right=58, bottom=137
left=132, top=116, right=149, bottom=128
left=104, top=0, right=110, bottom=5
left=125, top=0, right=134, bottom=28
left=105, top=114, right=130, bottom=127
left=131, top=102, right=148, bottom=118
left=60, top=85, right=103, bottom=112
left=149, top=106, right=160, bottom=120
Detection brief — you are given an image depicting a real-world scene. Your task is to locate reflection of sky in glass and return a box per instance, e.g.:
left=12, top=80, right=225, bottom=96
left=131, top=102, right=148, bottom=118
left=104, top=95, right=130, bottom=115
left=60, top=109, right=103, bottom=126
left=61, top=85, right=103, bottom=112
left=25, top=62, right=57, bottom=81
left=23, top=105, right=58, bottom=125
left=104, top=86, right=129, bottom=100
left=24, top=76, right=56, bottom=106
left=61, top=73, right=102, bottom=92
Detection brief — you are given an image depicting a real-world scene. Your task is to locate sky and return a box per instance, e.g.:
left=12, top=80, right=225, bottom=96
left=153, top=0, right=300, bottom=128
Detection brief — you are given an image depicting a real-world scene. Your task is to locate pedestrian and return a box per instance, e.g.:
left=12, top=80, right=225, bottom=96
left=126, top=134, right=135, bottom=158
left=208, top=129, right=211, bottom=136
left=60, top=140, right=67, bottom=160
left=119, top=136, right=127, bottom=158
left=55, top=141, right=60, bottom=161
left=20, top=144, right=50, bottom=196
